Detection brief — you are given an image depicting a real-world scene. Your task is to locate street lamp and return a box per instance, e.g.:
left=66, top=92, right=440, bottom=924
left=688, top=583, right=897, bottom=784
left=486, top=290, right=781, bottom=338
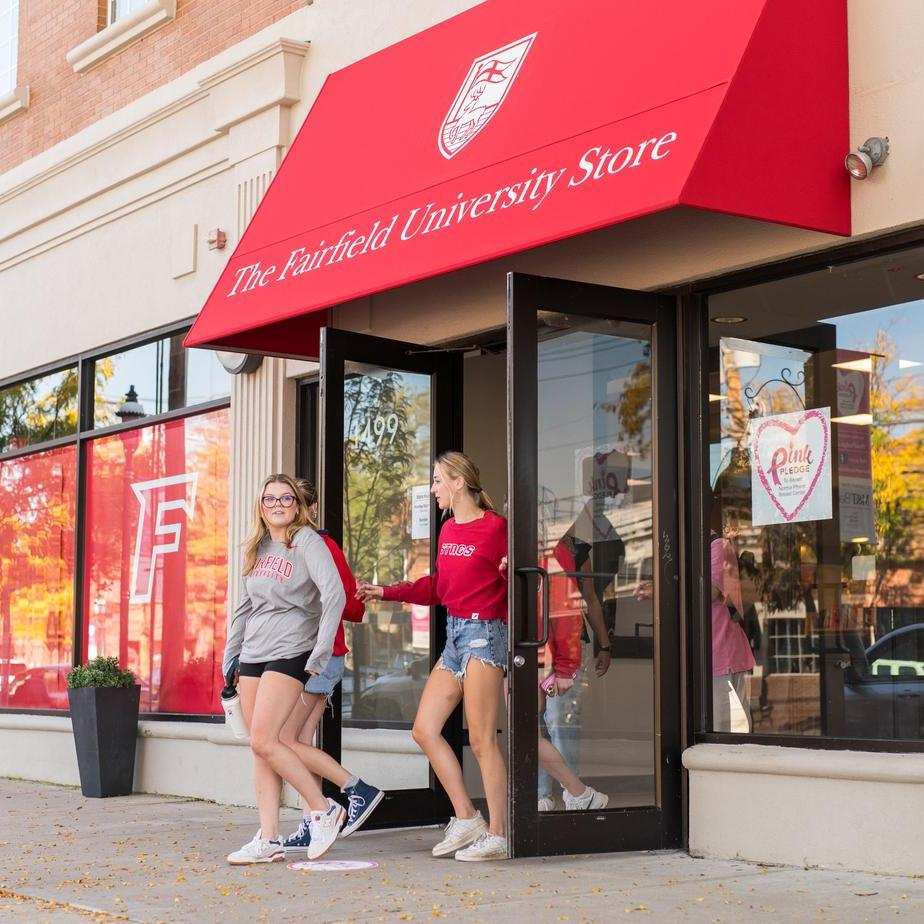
left=116, top=386, right=145, bottom=671
left=116, top=385, right=146, bottom=425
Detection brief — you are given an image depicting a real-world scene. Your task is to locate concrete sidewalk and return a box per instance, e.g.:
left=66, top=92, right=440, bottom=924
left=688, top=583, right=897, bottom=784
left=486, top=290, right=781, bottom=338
left=0, top=779, right=921, bottom=923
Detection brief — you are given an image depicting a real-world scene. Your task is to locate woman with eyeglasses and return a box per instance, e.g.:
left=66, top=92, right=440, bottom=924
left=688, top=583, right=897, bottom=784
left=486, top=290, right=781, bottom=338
left=276, top=479, right=384, bottom=855
left=222, top=474, right=347, bottom=865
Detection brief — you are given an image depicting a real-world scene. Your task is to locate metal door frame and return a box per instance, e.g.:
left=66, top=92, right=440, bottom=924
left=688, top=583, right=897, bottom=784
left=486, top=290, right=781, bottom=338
left=506, top=272, right=682, bottom=856
left=318, top=326, right=463, bottom=828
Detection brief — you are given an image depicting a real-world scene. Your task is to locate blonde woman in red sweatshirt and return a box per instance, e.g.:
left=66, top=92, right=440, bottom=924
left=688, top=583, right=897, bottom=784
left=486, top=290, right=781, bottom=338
left=357, top=451, right=508, bottom=862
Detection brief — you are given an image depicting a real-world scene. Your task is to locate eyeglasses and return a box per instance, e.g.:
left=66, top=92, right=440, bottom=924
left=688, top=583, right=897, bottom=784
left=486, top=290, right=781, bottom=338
left=261, top=494, right=297, bottom=508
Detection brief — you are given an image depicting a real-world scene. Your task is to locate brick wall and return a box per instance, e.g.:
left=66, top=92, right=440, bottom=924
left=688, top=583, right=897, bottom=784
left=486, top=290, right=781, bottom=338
left=1, top=0, right=305, bottom=175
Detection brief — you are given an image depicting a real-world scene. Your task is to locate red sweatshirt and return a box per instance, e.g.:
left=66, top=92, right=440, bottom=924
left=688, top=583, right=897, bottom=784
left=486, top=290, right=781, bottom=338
left=319, top=532, right=365, bottom=656
left=382, top=511, right=507, bottom=621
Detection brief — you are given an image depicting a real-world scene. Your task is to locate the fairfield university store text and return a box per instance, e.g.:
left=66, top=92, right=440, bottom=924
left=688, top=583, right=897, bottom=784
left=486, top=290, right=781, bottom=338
left=226, top=129, right=681, bottom=300
left=3, top=0, right=924, bottom=878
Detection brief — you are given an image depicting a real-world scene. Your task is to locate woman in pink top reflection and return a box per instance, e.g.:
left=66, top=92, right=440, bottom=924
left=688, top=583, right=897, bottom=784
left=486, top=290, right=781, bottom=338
left=710, top=505, right=755, bottom=732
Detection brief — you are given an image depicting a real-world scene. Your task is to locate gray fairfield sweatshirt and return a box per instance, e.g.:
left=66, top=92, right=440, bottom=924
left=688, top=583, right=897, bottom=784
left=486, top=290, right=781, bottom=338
left=222, top=527, right=346, bottom=678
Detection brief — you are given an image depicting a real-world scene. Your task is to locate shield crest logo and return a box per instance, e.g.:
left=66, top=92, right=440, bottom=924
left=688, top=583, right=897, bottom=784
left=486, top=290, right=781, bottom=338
left=438, top=32, right=537, bottom=160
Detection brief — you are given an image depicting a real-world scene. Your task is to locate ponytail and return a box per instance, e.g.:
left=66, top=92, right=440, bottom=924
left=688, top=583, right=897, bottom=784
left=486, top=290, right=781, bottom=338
left=435, top=451, right=496, bottom=512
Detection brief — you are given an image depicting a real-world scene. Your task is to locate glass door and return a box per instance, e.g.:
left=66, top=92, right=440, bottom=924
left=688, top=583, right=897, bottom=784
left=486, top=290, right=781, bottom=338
left=507, top=273, right=681, bottom=857
left=318, top=327, right=462, bottom=827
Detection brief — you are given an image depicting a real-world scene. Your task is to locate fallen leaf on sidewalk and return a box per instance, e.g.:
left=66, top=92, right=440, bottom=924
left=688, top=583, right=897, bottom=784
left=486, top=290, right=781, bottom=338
left=853, top=891, right=878, bottom=897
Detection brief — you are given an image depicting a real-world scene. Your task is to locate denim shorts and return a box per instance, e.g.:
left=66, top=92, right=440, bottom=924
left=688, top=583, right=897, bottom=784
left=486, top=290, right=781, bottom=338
left=438, top=616, right=507, bottom=679
left=305, top=655, right=345, bottom=697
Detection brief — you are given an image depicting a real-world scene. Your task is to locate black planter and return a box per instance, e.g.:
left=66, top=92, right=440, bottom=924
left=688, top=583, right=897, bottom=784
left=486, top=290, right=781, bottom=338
left=68, top=685, right=141, bottom=798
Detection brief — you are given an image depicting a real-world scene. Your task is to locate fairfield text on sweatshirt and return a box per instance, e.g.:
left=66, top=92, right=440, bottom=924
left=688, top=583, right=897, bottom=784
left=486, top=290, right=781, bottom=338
left=222, top=527, right=346, bottom=677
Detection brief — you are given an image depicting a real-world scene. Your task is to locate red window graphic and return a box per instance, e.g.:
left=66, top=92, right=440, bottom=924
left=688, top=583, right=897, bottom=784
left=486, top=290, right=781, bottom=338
left=82, top=409, right=229, bottom=714
left=0, top=445, right=76, bottom=710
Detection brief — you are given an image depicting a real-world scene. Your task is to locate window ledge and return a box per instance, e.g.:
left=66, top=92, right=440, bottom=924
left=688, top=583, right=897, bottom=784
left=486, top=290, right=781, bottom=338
left=66, top=0, right=177, bottom=74
left=683, top=742, right=924, bottom=785
left=0, top=85, right=30, bottom=125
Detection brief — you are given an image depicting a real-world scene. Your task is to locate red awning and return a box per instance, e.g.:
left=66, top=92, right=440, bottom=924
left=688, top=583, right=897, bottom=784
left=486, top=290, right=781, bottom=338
left=186, top=0, right=848, bottom=356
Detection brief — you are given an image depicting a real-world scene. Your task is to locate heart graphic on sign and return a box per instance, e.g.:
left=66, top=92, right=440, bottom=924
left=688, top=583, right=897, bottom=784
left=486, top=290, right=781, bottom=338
left=752, top=409, right=830, bottom=523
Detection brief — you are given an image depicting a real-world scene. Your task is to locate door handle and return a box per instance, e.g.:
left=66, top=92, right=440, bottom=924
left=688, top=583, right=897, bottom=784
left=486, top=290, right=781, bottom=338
left=514, top=566, right=550, bottom=648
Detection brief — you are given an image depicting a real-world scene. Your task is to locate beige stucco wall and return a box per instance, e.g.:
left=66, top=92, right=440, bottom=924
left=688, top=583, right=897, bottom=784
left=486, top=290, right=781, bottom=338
left=2, top=0, right=924, bottom=378
left=684, top=744, right=924, bottom=877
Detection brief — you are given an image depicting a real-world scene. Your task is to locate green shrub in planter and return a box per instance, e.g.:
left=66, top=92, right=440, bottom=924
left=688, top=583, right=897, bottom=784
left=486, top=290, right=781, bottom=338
left=67, top=656, right=141, bottom=798
left=67, top=656, right=136, bottom=690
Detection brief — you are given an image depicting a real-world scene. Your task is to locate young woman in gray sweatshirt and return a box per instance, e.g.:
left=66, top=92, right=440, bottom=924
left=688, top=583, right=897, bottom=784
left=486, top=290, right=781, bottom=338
left=222, top=473, right=346, bottom=865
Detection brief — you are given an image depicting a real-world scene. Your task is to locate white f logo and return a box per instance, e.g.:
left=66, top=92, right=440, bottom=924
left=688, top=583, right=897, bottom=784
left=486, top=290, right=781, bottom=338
left=129, top=472, right=199, bottom=604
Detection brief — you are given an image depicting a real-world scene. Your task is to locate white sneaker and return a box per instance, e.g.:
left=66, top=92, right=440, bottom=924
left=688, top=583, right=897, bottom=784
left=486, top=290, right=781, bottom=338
left=431, top=811, right=487, bottom=858
left=537, top=796, right=556, bottom=812
left=563, top=786, right=609, bottom=811
left=454, top=831, right=508, bottom=862
left=227, top=830, right=285, bottom=865
left=305, top=798, right=346, bottom=860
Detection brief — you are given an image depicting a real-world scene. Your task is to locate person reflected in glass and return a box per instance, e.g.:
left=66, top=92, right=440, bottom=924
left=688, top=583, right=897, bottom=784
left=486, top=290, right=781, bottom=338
left=536, top=517, right=614, bottom=811
left=356, top=452, right=509, bottom=862
left=222, top=474, right=347, bottom=865
left=710, top=503, right=756, bottom=732
left=275, top=479, right=384, bottom=854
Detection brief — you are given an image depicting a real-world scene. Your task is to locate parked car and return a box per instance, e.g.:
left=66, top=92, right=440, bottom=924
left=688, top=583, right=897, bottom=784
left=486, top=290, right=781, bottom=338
left=5, top=664, right=72, bottom=709
left=844, top=623, right=924, bottom=739
left=351, top=655, right=429, bottom=723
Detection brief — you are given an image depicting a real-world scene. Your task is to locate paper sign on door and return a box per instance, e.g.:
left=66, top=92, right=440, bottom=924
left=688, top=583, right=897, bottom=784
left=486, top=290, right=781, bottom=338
left=750, top=407, right=833, bottom=527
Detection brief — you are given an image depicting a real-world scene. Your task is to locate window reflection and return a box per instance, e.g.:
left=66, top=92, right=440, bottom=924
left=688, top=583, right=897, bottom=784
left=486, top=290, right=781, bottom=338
left=83, top=409, right=230, bottom=714
left=340, top=364, right=432, bottom=789
left=537, top=313, right=657, bottom=810
left=0, top=445, right=76, bottom=710
left=709, top=255, right=924, bottom=741
left=0, top=367, right=78, bottom=453
left=93, top=335, right=229, bottom=428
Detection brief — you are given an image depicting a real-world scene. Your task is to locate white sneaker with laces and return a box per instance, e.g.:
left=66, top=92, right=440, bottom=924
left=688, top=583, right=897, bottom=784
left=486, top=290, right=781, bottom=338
left=537, top=796, right=556, bottom=812
left=562, top=786, right=609, bottom=811
left=454, top=831, right=508, bottom=862
left=431, top=811, right=486, bottom=858
left=305, top=798, right=346, bottom=860
left=226, top=830, right=285, bottom=865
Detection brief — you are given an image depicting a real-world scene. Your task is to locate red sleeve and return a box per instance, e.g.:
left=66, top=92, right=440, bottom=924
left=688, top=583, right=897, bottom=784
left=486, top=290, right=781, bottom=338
left=548, top=612, right=582, bottom=678
left=323, top=536, right=365, bottom=623
left=382, top=571, right=439, bottom=606
left=382, top=521, right=448, bottom=606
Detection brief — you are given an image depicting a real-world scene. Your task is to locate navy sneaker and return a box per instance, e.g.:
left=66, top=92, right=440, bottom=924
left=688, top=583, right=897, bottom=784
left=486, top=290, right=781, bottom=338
left=340, top=780, right=384, bottom=838
left=282, top=814, right=312, bottom=853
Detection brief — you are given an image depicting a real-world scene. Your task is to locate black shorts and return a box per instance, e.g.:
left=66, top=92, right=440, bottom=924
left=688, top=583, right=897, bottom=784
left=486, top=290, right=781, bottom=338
left=238, top=650, right=312, bottom=683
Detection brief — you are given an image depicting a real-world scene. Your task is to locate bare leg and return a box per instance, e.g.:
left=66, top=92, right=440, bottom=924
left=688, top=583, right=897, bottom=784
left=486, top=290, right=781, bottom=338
left=462, top=659, right=506, bottom=836
left=238, top=676, right=284, bottom=839
left=536, top=687, right=586, bottom=797
left=538, top=737, right=586, bottom=797
left=279, top=694, right=352, bottom=812
left=412, top=665, right=472, bottom=819
left=249, top=672, right=329, bottom=813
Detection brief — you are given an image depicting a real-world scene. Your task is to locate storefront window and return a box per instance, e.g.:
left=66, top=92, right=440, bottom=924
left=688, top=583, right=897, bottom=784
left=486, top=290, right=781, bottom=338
left=707, top=247, right=924, bottom=741
left=0, top=366, right=78, bottom=453
left=0, top=445, right=76, bottom=709
left=92, top=336, right=229, bottom=428
left=82, top=408, right=230, bottom=714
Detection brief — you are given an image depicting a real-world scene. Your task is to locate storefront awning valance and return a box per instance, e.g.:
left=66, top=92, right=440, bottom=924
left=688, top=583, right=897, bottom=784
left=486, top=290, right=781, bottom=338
left=185, top=0, right=848, bottom=356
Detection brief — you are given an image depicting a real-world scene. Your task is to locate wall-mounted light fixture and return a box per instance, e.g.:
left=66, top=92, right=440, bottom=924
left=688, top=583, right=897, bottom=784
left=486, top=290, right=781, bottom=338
left=215, top=351, right=263, bottom=375
left=845, top=137, right=889, bottom=180
left=207, top=228, right=228, bottom=250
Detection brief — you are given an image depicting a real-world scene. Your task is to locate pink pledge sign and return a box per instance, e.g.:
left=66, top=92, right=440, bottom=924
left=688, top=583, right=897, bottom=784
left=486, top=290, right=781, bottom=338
left=750, top=407, right=833, bottom=527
